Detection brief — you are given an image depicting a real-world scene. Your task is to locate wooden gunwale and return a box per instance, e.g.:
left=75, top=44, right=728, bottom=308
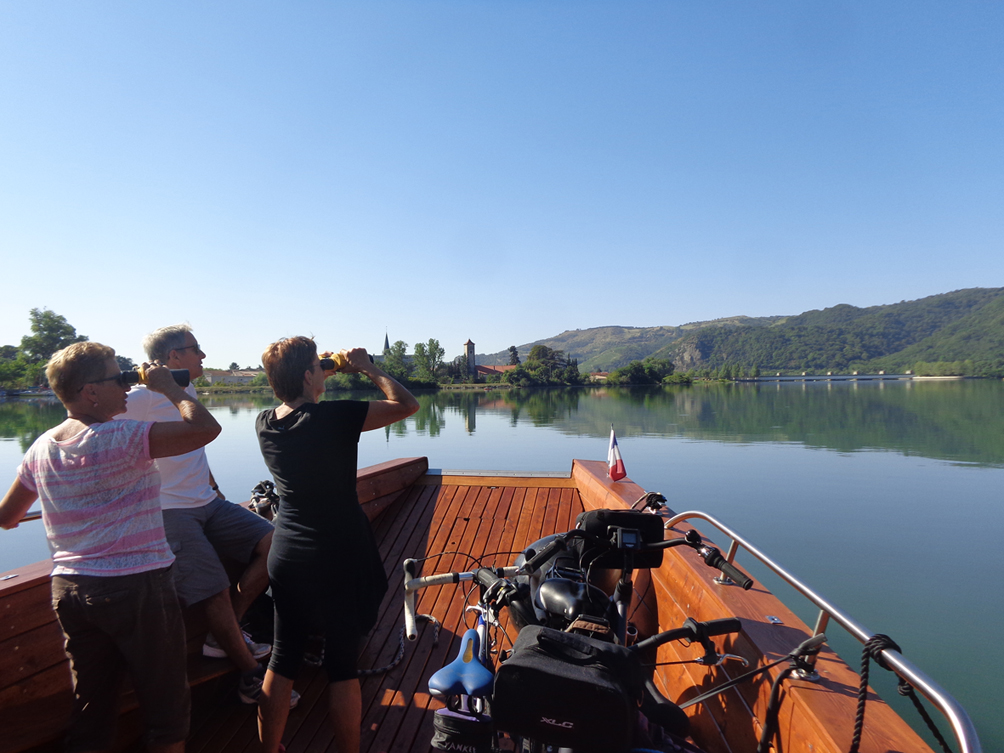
left=0, top=456, right=940, bottom=753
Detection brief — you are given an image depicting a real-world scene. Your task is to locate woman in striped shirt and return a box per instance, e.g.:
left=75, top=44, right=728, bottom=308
left=0, top=342, right=221, bottom=753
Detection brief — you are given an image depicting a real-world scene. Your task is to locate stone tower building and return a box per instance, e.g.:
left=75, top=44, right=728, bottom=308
left=464, top=339, right=476, bottom=376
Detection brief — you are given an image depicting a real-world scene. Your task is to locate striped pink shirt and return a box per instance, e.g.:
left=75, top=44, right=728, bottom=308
left=17, top=419, right=175, bottom=577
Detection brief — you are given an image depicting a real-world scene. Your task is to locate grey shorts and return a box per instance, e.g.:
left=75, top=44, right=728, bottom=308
left=162, top=497, right=274, bottom=607
left=51, top=567, right=190, bottom=751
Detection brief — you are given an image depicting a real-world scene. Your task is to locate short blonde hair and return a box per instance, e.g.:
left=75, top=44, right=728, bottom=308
left=261, top=337, right=317, bottom=402
left=46, top=342, right=116, bottom=404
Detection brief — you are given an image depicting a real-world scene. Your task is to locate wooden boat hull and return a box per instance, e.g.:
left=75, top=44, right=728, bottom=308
left=0, top=457, right=948, bottom=753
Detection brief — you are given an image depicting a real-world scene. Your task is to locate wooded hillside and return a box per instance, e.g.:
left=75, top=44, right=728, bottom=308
left=479, top=288, right=1004, bottom=375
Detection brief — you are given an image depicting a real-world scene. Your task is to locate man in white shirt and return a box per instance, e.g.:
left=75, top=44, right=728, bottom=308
left=118, top=325, right=289, bottom=706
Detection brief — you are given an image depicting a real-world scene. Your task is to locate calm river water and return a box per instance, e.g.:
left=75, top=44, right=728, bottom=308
left=1, top=380, right=1001, bottom=749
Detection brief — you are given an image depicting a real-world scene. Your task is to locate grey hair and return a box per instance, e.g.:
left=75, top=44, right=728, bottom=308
left=143, top=324, right=192, bottom=362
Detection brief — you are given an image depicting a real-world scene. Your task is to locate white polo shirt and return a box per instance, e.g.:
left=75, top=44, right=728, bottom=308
left=115, top=384, right=218, bottom=510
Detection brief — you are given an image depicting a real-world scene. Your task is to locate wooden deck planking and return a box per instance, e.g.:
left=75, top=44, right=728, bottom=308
left=16, top=458, right=943, bottom=753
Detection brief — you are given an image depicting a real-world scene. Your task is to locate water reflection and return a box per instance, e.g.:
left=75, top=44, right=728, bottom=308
left=0, top=398, right=66, bottom=451
left=319, top=381, right=1004, bottom=467
left=4, top=380, right=1004, bottom=467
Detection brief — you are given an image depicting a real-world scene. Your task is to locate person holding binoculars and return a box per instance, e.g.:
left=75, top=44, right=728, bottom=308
left=254, top=338, right=419, bottom=753
left=117, top=325, right=282, bottom=707
left=0, top=341, right=222, bottom=753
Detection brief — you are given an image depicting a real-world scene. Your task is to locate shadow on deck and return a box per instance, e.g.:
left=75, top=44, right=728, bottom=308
left=184, top=475, right=583, bottom=753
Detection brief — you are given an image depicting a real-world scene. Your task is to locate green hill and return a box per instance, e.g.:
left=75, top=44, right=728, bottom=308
left=480, top=316, right=783, bottom=372
left=477, top=288, right=1004, bottom=375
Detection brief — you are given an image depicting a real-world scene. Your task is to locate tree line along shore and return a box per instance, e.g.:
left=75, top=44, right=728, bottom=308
left=3, top=305, right=1000, bottom=396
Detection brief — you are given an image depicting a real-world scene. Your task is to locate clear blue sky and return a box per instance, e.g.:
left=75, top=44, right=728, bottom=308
left=1, top=2, right=1001, bottom=367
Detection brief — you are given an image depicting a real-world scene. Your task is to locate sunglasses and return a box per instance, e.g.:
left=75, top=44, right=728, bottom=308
left=174, top=343, right=203, bottom=355
left=80, top=373, right=130, bottom=391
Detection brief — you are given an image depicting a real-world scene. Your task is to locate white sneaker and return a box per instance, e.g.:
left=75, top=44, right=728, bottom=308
left=238, top=672, right=301, bottom=709
left=203, top=630, right=271, bottom=660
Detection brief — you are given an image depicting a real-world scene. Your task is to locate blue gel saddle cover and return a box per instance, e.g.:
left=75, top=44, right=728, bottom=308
left=428, top=628, right=494, bottom=698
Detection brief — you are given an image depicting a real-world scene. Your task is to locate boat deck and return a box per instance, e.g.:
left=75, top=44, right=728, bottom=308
left=186, top=473, right=582, bottom=753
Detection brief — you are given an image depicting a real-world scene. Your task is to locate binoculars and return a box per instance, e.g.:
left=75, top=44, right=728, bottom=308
left=319, top=353, right=374, bottom=372
left=123, top=367, right=191, bottom=388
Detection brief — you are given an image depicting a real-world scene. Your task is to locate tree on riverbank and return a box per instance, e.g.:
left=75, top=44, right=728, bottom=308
left=502, top=345, right=584, bottom=387
left=1, top=309, right=88, bottom=388
left=606, top=357, right=676, bottom=385
left=413, top=339, right=445, bottom=382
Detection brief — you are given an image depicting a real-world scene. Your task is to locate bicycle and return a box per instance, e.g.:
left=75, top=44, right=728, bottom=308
left=403, top=507, right=788, bottom=753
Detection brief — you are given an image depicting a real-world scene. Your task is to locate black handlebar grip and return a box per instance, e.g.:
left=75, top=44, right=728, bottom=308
left=718, top=559, right=754, bottom=590
left=702, top=617, right=743, bottom=637
left=702, top=547, right=755, bottom=590
left=474, top=567, right=503, bottom=589
left=520, top=537, right=566, bottom=574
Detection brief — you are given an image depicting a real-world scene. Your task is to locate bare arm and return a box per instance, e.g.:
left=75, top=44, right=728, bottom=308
left=143, top=364, right=222, bottom=458
left=338, top=349, right=419, bottom=431
left=208, top=470, right=225, bottom=500
left=0, top=478, right=38, bottom=530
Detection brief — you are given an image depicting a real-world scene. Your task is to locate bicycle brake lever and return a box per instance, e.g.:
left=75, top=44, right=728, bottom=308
left=716, top=653, right=749, bottom=667
left=695, top=652, right=749, bottom=667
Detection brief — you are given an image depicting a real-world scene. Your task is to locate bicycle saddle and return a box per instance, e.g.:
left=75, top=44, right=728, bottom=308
left=428, top=628, right=495, bottom=698
left=536, top=578, right=609, bottom=623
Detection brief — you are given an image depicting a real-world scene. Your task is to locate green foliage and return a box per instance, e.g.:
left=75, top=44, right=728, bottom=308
left=503, top=346, right=584, bottom=387
left=912, top=360, right=974, bottom=376
left=412, top=339, right=445, bottom=382
left=480, top=288, right=1004, bottom=376
left=0, top=309, right=88, bottom=387
left=607, top=357, right=675, bottom=385
left=20, top=308, right=88, bottom=364
left=667, top=288, right=1004, bottom=375
left=383, top=340, right=411, bottom=381
left=326, top=372, right=370, bottom=390
left=250, top=372, right=270, bottom=387
left=508, top=346, right=520, bottom=365
left=481, top=318, right=784, bottom=373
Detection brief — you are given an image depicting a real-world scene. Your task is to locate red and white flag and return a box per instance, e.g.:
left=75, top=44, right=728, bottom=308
left=607, top=425, right=626, bottom=481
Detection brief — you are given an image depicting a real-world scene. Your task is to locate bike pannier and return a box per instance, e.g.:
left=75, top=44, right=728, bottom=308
left=492, top=625, right=643, bottom=753
left=431, top=709, right=493, bottom=753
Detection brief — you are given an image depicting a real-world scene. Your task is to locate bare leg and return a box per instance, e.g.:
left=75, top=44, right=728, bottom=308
left=202, top=589, right=258, bottom=673
left=233, top=531, right=272, bottom=623
left=258, top=670, right=294, bottom=753
left=327, top=678, right=361, bottom=753
left=150, top=741, right=185, bottom=753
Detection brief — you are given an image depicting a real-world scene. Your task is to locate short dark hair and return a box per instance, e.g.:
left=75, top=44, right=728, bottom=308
left=46, top=342, right=116, bottom=404
left=261, top=336, right=317, bottom=402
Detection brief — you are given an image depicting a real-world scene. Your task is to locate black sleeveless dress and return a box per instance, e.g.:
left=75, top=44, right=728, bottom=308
left=256, top=400, right=387, bottom=681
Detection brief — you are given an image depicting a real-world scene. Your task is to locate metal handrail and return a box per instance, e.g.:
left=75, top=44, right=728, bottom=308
left=664, top=510, right=982, bottom=753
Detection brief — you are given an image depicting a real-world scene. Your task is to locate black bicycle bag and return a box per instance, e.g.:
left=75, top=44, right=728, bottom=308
left=431, top=709, right=493, bottom=753
left=492, top=625, right=643, bottom=753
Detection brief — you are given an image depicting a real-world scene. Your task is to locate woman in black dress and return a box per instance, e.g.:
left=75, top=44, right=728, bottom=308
left=255, top=337, right=418, bottom=753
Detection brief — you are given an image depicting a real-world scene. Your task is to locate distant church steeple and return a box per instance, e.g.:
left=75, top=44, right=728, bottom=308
left=464, top=339, right=476, bottom=376
left=383, top=331, right=390, bottom=353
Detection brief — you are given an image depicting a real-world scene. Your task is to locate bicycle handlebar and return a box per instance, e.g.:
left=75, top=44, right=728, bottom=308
left=403, top=558, right=519, bottom=640
left=632, top=617, right=743, bottom=654
left=515, top=525, right=755, bottom=590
